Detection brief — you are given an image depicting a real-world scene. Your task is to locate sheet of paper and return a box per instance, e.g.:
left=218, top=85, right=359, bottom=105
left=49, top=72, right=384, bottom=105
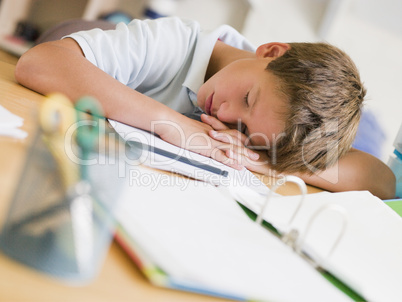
left=230, top=187, right=402, bottom=302
left=0, top=105, right=27, bottom=139
left=115, top=165, right=351, bottom=301
left=109, top=119, right=269, bottom=195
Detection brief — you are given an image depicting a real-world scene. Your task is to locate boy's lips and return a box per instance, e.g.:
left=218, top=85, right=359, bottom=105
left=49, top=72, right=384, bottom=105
left=205, top=93, right=214, bottom=115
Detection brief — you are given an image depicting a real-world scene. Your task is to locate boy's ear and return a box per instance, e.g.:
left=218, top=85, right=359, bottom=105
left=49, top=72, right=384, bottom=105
left=256, top=42, right=290, bottom=58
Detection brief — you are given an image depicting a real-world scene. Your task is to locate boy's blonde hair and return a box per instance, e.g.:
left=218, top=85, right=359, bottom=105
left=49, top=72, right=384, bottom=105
left=266, top=42, right=366, bottom=173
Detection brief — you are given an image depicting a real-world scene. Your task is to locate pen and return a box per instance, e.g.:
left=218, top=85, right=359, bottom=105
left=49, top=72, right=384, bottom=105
left=128, top=141, right=229, bottom=177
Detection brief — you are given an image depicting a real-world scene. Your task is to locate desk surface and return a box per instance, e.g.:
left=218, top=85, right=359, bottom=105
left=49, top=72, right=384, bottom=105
left=0, top=50, right=321, bottom=302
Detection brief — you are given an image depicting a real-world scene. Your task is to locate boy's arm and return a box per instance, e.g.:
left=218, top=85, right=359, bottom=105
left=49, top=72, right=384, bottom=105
left=15, top=38, right=249, bottom=169
left=247, top=147, right=395, bottom=200
left=15, top=38, right=174, bottom=132
left=293, top=148, right=396, bottom=200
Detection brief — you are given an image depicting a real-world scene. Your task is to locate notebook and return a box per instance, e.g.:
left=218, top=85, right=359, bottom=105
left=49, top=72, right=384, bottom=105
left=108, top=119, right=270, bottom=194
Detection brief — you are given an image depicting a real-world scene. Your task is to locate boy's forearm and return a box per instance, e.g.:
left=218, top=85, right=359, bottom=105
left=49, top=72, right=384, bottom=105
left=15, top=39, right=180, bottom=134
left=294, top=149, right=396, bottom=199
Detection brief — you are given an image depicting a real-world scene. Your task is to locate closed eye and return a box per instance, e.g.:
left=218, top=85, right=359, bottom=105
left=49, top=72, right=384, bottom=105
left=244, top=91, right=250, bottom=107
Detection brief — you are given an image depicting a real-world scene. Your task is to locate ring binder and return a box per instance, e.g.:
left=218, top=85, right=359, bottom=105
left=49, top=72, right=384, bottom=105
left=110, top=149, right=402, bottom=302
left=256, top=175, right=307, bottom=225
left=256, top=175, right=349, bottom=270
left=113, top=167, right=354, bottom=302
left=297, top=204, right=348, bottom=261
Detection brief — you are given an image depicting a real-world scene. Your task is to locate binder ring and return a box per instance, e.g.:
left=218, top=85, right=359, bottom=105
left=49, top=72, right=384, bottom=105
left=256, top=175, right=307, bottom=225
left=295, top=204, right=348, bottom=259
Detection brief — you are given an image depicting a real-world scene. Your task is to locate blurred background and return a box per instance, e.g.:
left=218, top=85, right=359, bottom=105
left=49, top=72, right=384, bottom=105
left=0, top=0, right=401, bottom=163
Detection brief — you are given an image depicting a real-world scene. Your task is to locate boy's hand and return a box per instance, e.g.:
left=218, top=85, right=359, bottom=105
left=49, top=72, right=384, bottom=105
left=200, top=114, right=273, bottom=175
left=154, top=114, right=248, bottom=170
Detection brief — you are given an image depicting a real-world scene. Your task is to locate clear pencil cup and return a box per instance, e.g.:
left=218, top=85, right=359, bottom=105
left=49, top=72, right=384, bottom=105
left=0, top=97, right=140, bottom=285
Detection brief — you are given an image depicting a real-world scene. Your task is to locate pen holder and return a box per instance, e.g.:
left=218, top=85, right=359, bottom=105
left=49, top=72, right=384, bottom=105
left=0, top=105, right=139, bottom=284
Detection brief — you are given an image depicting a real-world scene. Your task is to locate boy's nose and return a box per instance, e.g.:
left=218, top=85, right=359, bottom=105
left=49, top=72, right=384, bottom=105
left=217, top=100, right=243, bottom=123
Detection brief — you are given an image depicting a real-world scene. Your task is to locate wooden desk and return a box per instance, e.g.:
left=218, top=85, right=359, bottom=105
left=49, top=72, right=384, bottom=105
left=0, top=51, right=321, bottom=302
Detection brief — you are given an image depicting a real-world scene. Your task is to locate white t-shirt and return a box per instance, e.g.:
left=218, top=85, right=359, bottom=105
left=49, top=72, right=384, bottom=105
left=67, top=17, right=255, bottom=116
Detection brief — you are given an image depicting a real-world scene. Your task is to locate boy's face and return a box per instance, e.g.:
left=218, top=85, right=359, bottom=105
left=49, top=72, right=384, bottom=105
left=197, top=57, right=288, bottom=147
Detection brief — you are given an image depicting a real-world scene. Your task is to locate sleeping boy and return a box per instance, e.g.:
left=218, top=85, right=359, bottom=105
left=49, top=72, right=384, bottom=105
left=15, top=17, right=395, bottom=198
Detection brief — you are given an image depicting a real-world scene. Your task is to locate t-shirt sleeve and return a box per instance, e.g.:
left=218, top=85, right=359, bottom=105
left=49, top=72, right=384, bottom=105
left=66, top=18, right=198, bottom=91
